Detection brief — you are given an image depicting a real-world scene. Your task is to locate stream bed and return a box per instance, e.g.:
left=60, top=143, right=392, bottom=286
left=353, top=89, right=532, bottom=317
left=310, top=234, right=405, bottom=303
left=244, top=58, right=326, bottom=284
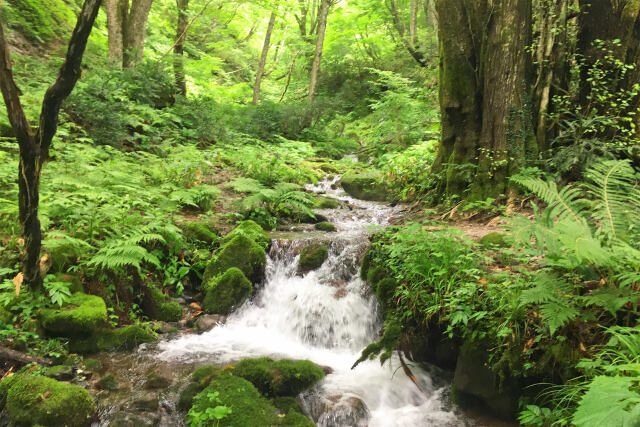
left=91, top=177, right=506, bottom=426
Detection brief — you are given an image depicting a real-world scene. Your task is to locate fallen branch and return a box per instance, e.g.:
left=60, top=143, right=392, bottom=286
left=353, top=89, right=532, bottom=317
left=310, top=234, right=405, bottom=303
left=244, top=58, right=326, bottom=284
left=397, top=350, right=429, bottom=398
left=0, top=346, right=52, bottom=367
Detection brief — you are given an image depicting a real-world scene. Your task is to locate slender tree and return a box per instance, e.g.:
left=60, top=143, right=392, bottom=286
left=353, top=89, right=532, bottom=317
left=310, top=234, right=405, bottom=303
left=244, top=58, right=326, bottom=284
left=306, top=0, right=331, bottom=124
left=0, top=0, right=102, bottom=290
left=252, top=11, right=277, bottom=105
left=174, top=0, right=189, bottom=96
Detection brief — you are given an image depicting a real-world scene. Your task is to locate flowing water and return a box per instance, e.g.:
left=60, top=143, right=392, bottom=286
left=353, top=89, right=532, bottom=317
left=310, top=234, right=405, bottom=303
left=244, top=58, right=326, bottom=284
left=150, top=177, right=478, bottom=426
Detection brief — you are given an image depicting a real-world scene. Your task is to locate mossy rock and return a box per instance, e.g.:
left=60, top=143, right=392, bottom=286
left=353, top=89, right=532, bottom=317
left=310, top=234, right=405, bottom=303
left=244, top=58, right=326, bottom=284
left=0, top=306, right=13, bottom=324
left=318, top=163, right=338, bottom=174
left=190, top=371, right=313, bottom=427
left=222, top=220, right=271, bottom=250
left=178, top=382, right=202, bottom=411
left=69, top=325, right=156, bottom=354
left=5, top=375, right=94, bottom=426
left=360, top=249, right=374, bottom=281
left=315, top=196, right=339, bottom=209
left=271, top=396, right=304, bottom=415
left=233, top=357, right=325, bottom=397
left=298, top=243, right=328, bottom=274
left=478, top=232, right=508, bottom=248
left=204, top=234, right=267, bottom=284
left=340, top=172, right=387, bottom=201
left=147, top=287, right=183, bottom=322
left=376, top=278, right=398, bottom=308
left=314, top=222, right=336, bottom=232
left=184, top=221, right=219, bottom=246
left=83, top=358, right=103, bottom=372
left=42, top=365, right=74, bottom=381
left=366, top=266, right=387, bottom=286
left=192, top=365, right=221, bottom=384
left=40, top=293, right=107, bottom=336
left=145, top=371, right=170, bottom=389
left=203, top=267, right=252, bottom=315
left=0, top=371, right=27, bottom=409
left=97, top=373, right=118, bottom=390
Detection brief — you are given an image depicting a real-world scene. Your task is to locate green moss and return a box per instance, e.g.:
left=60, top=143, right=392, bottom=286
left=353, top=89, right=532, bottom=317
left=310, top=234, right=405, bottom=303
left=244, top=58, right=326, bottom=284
left=0, top=306, right=13, bottom=324
left=204, top=234, right=267, bottom=284
left=0, top=371, right=27, bottom=409
left=366, top=266, right=387, bottom=286
left=340, top=172, right=387, bottom=201
left=233, top=357, right=325, bottom=397
left=203, top=268, right=252, bottom=315
left=360, top=249, right=374, bottom=281
left=40, top=293, right=107, bottom=336
left=190, top=371, right=279, bottom=427
left=314, top=222, right=336, bottom=232
left=222, top=220, right=271, bottom=250
left=83, top=358, right=102, bottom=371
left=97, top=373, right=118, bottom=390
left=53, top=273, right=83, bottom=293
left=280, top=410, right=315, bottom=427
left=315, top=196, right=339, bottom=209
left=376, top=278, right=398, bottom=308
left=271, top=396, right=304, bottom=414
left=145, top=372, right=170, bottom=389
left=178, top=382, right=202, bottom=411
left=298, top=243, right=328, bottom=274
left=318, top=163, right=338, bottom=173
left=5, top=375, right=94, bottom=426
left=148, top=287, right=184, bottom=322
left=478, top=232, right=508, bottom=248
left=184, top=221, right=219, bottom=246
left=69, top=325, right=156, bottom=354
left=192, top=365, right=221, bottom=384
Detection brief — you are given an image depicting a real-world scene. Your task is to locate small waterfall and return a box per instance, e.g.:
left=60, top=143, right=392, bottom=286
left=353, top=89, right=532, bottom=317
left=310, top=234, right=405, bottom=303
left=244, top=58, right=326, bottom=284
left=155, top=178, right=469, bottom=426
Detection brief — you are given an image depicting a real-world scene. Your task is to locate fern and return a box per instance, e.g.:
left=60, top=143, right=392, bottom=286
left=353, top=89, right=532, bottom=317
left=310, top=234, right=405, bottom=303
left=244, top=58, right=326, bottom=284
left=229, top=178, right=314, bottom=220
left=519, top=273, right=579, bottom=335
left=86, top=227, right=166, bottom=273
left=572, top=375, right=640, bottom=427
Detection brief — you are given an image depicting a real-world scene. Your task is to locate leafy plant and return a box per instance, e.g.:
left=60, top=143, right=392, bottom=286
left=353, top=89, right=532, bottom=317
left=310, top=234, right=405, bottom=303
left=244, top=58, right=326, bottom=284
left=187, top=391, right=232, bottom=427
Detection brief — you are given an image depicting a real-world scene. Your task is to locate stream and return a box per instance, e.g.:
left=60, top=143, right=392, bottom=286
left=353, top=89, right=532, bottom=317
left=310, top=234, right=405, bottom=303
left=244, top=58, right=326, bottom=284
left=92, top=177, right=502, bottom=426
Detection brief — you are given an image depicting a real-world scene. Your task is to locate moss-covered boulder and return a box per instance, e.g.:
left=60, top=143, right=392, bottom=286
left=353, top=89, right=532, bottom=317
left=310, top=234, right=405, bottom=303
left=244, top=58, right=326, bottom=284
left=5, top=375, right=94, bottom=426
left=315, top=196, right=339, bottom=209
left=222, top=220, right=271, bottom=250
left=184, top=221, right=219, bottom=246
left=314, top=222, right=336, bottom=232
left=478, top=232, right=509, bottom=248
left=69, top=325, right=156, bottom=354
left=340, top=172, right=387, bottom=201
left=0, top=305, right=12, bottom=324
left=53, top=272, right=84, bottom=293
left=203, top=268, right=252, bottom=314
left=145, top=286, right=183, bottom=322
left=233, top=357, right=325, bottom=397
left=204, top=234, right=267, bottom=284
left=376, top=278, right=398, bottom=309
left=189, top=371, right=314, bottom=427
left=40, top=293, right=107, bottom=336
left=298, top=243, right=329, bottom=274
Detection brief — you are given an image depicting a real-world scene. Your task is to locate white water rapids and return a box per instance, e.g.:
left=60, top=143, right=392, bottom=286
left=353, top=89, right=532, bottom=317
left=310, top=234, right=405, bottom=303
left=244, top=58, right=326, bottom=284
left=155, top=177, right=473, bottom=426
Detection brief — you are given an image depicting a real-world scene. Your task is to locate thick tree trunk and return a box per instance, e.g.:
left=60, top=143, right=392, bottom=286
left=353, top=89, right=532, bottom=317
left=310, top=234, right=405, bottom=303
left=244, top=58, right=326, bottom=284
left=252, top=12, right=277, bottom=105
left=0, top=0, right=101, bottom=290
left=306, top=0, right=330, bottom=123
left=105, top=0, right=124, bottom=65
left=122, top=0, right=154, bottom=68
left=432, top=0, right=533, bottom=201
left=174, top=0, right=189, bottom=96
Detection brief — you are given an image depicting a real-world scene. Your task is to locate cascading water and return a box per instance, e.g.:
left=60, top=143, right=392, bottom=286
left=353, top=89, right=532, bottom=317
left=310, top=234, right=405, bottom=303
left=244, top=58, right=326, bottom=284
left=155, top=177, right=472, bottom=426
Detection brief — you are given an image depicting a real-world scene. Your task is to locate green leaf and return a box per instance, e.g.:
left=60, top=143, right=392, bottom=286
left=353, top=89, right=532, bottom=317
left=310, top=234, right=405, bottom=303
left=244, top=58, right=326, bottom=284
left=573, top=376, right=640, bottom=427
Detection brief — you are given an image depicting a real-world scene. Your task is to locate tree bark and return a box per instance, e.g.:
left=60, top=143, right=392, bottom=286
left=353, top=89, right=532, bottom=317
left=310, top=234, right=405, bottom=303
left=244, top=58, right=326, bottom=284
left=410, top=0, right=419, bottom=47
left=122, top=0, right=154, bottom=68
left=252, top=11, right=277, bottom=105
left=431, top=0, right=534, bottom=201
left=174, top=0, right=189, bottom=96
left=387, top=0, right=427, bottom=67
left=0, top=0, right=101, bottom=290
left=105, top=0, right=124, bottom=65
left=306, top=0, right=331, bottom=123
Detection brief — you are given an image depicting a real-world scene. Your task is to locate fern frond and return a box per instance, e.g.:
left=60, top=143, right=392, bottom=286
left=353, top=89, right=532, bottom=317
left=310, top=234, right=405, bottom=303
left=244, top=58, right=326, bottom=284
left=583, top=160, right=640, bottom=244
left=228, top=177, right=266, bottom=194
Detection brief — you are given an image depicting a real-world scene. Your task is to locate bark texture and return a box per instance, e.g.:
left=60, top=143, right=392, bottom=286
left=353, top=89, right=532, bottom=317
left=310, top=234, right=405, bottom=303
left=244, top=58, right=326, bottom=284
left=174, top=0, right=189, bottom=96
left=0, top=0, right=101, bottom=290
left=432, top=0, right=533, bottom=201
left=105, top=0, right=124, bottom=64
left=105, top=0, right=154, bottom=68
left=252, top=12, right=277, bottom=105
left=307, top=0, right=331, bottom=121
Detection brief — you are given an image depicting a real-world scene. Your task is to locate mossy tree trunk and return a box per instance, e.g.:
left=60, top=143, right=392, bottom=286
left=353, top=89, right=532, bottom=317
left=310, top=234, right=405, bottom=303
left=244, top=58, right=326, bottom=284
left=174, top=0, right=189, bottom=96
left=306, top=0, right=332, bottom=125
left=252, top=11, right=277, bottom=105
left=0, top=0, right=102, bottom=291
left=431, top=0, right=534, bottom=202
left=105, top=0, right=124, bottom=66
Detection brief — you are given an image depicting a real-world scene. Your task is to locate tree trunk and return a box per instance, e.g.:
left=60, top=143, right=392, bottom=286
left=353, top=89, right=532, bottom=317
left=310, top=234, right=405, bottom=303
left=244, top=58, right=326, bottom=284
left=122, top=0, right=154, bottom=68
left=410, top=0, right=418, bottom=47
left=431, top=0, right=534, bottom=201
left=306, top=0, right=330, bottom=123
left=105, top=0, right=124, bottom=65
left=0, top=0, right=101, bottom=290
left=252, top=11, right=277, bottom=105
left=388, top=0, right=427, bottom=67
left=174, top=0, right=189, bottom=96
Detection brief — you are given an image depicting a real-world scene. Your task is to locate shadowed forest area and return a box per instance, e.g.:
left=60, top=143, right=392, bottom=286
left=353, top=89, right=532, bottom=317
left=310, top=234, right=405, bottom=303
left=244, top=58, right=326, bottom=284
left=0, top=0, right=639, bottom=426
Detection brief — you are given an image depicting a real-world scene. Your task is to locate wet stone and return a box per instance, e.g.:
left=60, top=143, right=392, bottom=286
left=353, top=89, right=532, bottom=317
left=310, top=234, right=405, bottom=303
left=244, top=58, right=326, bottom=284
left=132, top=392, right=160, bottom=411
left=145, top=371, right=171, bottom=389
left=109, top=412, right=160, bottom=427
left=195, top=314, right=226, bottom=332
